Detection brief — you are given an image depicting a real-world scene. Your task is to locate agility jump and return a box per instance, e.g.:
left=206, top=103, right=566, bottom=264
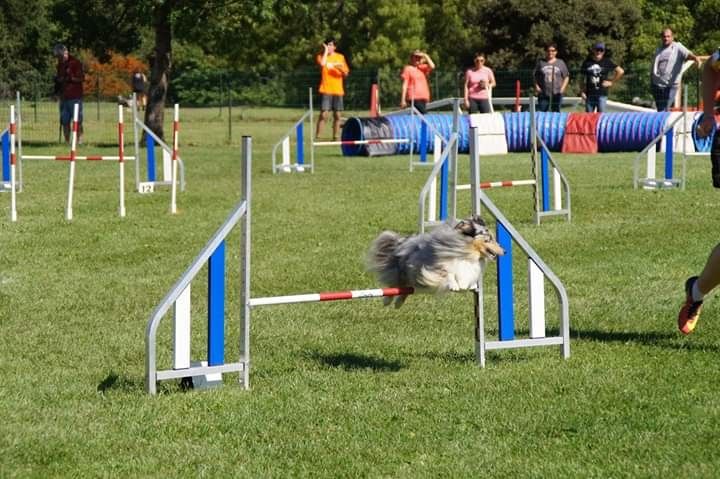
left=145, top=136, right=570, bottom=395
left=4, top=92, right=185, bottom=220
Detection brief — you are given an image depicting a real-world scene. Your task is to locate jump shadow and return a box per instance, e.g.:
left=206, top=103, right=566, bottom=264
left=97, top=372, right=144, bottom=394
left=304, top=351, right=405, bottom=372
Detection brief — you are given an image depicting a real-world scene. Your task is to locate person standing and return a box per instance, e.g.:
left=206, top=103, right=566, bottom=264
left=580, top=42, right=624, bottom=113
left=400, top=50, right=435, bottom=114
left=533, top=43, right=569, bottom=112
left=315, top=38, right=350, bottom=141
left=677, top=51, right=720, bottom=335
left=464, top=52, right=496, bottom=114
left=651, top=28, right=701, bottom=111
left=131, top=70, right=148, bottom=111
left=53, top=43, right=84, bottom=144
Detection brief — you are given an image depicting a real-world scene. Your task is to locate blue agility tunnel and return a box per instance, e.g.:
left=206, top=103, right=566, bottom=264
left=340, top=110, right=710, bottom=156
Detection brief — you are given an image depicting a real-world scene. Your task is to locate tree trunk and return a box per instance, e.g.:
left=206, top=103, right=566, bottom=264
left=144, top=1, right=175, bottom=140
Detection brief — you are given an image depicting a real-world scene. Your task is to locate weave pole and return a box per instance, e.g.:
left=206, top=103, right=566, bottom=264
left=10, top=106, right=17, bottom=222
left=118, top=105, right=126, bottom=218
left=65, top=103, right=79, bottom=221
left=170, top=104, right=179, bottom=214
left=248, top=287, right=415, bottom=307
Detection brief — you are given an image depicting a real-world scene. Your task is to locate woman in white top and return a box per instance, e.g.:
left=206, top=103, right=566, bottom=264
left=464, top=52, right=496, bottom=113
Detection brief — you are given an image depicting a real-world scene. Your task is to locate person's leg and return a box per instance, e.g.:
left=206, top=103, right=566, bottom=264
left=665, top=85, right=679, bottom=111
left=332, top=95, right=344, bottom=140
left=585, top=96, right=599, bottom=112
left=551, top=94, right=563, bottom=112
left=478, top=99, right=492, bottom=114
left=653, top=85, right=669, bottom=111
left=60, top=100, right=71, bottom=143
left=468, top=99, right=479, bottom=114
left=679, top=242, right=720, bottom=334
left=316, top=95, right=332, bottom=139
left=711, top=129, right=720, bottom=188
left=697, top=244, right=720, bottom=296
left=332, top=111, right=341, bottom=140
left=537, top=94, right=549, bottom=112
left=414, top=100, right=427, bottom=114
left=597, top=96, right=608, bottom=113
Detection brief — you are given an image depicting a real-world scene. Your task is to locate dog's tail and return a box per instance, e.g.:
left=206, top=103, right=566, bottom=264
left=367, top=231, right=403, bottom=287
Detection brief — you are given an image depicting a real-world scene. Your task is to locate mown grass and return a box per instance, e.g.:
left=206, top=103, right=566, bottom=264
left=2, top=104, right=720, bottom=477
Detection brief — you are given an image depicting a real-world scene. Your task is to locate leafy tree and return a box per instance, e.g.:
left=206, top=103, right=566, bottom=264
left=0, top=0, right=55, bottom=97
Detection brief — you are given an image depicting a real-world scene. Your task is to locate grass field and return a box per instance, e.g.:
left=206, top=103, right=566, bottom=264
left=2, top=104, right=720, bottom=477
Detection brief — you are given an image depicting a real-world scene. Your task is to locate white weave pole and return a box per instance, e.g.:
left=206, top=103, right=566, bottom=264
left=10, top=106, right=17, bottom=222
left=170, top=104, right=179, bottom=214
left=118, top=105, right=126, bottom=218
left=66, top=103, right=79, bottom=221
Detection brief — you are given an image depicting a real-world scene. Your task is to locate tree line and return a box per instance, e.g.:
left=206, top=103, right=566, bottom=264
left=2, top=0, right=719, bottom=138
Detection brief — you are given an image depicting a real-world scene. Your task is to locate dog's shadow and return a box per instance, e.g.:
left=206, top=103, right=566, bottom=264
left=304, top=351, right=405, bottom=372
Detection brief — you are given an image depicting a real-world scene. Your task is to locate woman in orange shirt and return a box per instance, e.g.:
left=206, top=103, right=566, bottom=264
left=400, top=50, right=435, bottom=114
left=315, top=38, right=350, bottom=140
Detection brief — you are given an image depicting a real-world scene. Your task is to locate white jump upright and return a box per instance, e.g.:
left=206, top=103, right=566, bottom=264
left=65, top=103, right=79, bottom=221
left=9, top=106, right=17, bottom=222
left=118, top=105, right=126, bottom=218
left=170, top=104, right=179, bottom=214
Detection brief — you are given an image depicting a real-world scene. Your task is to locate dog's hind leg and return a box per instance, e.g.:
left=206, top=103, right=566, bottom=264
left=382, top=296, right=394, bottom=306
left=393, top=294, right=408, bottom=308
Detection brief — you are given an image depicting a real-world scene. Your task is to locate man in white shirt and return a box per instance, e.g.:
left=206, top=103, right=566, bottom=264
left=651, top=28, right=701, bottom=111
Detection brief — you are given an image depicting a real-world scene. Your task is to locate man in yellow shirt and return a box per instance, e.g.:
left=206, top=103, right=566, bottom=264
left=315, top=38, right=349, bottom=140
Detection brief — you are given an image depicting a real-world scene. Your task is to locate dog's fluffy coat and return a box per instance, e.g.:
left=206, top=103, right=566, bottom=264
left=367, top=215, right=504, bottom=307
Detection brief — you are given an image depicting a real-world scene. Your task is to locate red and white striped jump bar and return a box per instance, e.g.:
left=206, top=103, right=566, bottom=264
left=23, top=155, right=136, bottom=161
left=456, top=179, right=536, bottom=191
left=248, top=287, right=414, bottom=307
left=313, top=139, right=409, bottom=146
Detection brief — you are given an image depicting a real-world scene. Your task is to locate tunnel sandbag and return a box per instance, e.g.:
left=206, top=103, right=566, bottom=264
left=596, top=112, right=670, bottom=152
left=340, top=117, right=395, bottom=156
left=561, top=112, right=601, bottom=153
left=692, top=113, right=717, bottom=153
left=502, top=112, right=568, bottom=152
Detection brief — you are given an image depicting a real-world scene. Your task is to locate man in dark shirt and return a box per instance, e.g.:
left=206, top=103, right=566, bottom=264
left=54, top=43, right=84, bottom=143
left=580, top=42, right=624, bottom=112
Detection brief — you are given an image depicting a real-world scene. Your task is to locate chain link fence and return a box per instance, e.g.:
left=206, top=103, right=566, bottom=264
left=0, top=64, right=702, bottom=146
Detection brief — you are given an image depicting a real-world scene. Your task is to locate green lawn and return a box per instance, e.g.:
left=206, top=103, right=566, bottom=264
left=2, top=105, right=719, bottom=477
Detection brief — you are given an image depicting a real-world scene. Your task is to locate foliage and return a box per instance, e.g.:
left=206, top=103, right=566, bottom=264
left=79, top=51, right=149, bottom=98
left=50, top=0, right=148, bottom=61
left=0, top=0, right=55, bottom=97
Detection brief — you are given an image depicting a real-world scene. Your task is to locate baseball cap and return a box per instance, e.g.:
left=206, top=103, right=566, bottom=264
left=53, top=43, right=67, bottom=56
left=593, top=42, right=605, bottom=50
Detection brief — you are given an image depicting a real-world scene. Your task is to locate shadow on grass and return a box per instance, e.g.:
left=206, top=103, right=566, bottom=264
left=97, top=372, right=144, bottom=394
left=573, top=328, right=720, bottom=352
left=305, top=351, right=405, bottom=372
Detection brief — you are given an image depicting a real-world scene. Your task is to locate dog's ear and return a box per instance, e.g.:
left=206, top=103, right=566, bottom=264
left=471, top=215, right=486, bottom=227
left=454, top=218, right=476, bottom=237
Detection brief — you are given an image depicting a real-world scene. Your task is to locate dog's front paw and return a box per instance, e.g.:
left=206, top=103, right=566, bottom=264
left=446, top=277, right=461, bottom=291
